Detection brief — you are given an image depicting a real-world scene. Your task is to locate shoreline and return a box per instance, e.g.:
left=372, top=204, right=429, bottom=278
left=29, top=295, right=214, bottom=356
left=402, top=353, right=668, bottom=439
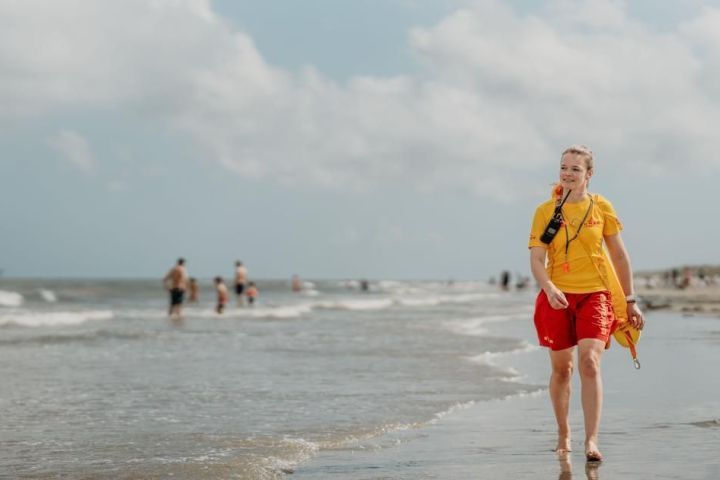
left=294, top=310, right=720, bottom=479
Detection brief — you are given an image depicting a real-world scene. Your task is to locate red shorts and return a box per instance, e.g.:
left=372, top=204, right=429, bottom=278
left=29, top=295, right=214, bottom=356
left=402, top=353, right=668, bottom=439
left=533, top=290, right=615, bottom=351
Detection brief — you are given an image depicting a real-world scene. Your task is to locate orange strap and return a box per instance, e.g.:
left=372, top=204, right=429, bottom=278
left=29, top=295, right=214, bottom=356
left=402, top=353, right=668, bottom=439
left=623, top=330, right=641, bottom=369
left=624, top=331, right=637, bottom=359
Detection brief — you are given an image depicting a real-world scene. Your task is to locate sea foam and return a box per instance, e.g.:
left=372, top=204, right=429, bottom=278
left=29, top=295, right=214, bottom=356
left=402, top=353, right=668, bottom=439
left=0, top=290, right=24, bottom=307
left=469, top=342, right=540, bottom=364
left=0, top=310, right=114, bottom=327
left=194, top=304, right=314, bottom=319
left=39, top=289, right=58, bottom=302
left=315, top=298, right=394, bottom=311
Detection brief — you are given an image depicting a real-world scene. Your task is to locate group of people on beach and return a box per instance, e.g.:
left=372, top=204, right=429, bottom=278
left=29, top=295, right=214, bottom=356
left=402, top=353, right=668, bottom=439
left=162, top=259, right=260, bottom=317
left=640, top=266, right=720, bottom=290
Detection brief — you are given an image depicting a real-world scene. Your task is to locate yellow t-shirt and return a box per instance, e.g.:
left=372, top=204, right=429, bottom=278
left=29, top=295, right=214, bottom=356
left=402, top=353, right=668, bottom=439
left=528, top=194, right=623, bottom=293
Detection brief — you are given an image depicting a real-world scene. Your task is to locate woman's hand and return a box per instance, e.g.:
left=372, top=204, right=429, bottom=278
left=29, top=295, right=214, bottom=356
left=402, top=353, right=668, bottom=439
left=627, top=302, right=644, bottom=330
left=543, top=283, right=569, bottom=310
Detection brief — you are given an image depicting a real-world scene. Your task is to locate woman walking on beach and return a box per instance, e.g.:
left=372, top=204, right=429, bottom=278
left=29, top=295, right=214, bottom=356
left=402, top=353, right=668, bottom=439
left=528, top=145, right=644, bottom=462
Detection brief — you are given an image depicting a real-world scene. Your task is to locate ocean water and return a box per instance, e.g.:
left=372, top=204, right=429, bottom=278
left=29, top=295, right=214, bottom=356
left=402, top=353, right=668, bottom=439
left=0, top=279, right=543, bottom=478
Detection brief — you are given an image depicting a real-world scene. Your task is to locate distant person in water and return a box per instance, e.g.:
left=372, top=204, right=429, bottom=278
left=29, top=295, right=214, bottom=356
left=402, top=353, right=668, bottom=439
left=214, top=277, right=228, bottom=314
left=246, top=282, right=258, bottom=305
left=291, top=274, right=303, bottom=292
left=500, top=270, right=511, bottom=291
left=234, top=261, right=248, bottom=306
left=188, top=278, right=199, bottom=303
left=163, top=258, right=188, bottom=318
left=360, top=279, right=369, bottom=292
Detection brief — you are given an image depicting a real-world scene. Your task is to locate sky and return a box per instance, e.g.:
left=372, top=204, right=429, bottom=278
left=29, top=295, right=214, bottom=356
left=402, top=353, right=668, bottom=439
left=2, top=0, right=720, bottom=280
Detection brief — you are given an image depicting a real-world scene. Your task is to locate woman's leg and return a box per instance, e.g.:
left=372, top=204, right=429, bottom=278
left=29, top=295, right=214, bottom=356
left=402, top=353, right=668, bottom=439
left=577, top=338, right=606, bottom=459
left=549, top=347, right=575, bottom=451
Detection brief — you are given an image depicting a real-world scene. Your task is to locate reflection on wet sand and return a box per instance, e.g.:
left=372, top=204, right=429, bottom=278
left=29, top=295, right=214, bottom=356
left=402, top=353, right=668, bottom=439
left=556, top=451, right=601, bottom=479
left=557, top=451, right=572, bottom=480
left=585, top=461, right=600, bottom=480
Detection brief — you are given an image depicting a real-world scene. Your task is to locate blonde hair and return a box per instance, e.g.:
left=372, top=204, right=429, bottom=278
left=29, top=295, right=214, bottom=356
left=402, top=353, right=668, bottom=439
left=561, top=144, right=594, bottom=172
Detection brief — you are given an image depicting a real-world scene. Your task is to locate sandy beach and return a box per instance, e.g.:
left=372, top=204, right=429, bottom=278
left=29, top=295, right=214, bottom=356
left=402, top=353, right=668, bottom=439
left=295, top=308, right=720, bottom=479
left=637, top=285, right=720, bottom=314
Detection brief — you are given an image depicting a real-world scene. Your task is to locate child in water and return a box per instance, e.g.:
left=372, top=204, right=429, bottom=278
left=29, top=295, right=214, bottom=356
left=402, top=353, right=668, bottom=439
left=214, top=277, right=228, bottom=314
left=188, top=278, right=199, bottom=303
left=246, top=282, right=258, bottom=305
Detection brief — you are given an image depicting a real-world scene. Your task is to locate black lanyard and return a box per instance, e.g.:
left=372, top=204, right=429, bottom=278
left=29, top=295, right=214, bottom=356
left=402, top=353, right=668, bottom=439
left=562, top=195, right=594, bottom=258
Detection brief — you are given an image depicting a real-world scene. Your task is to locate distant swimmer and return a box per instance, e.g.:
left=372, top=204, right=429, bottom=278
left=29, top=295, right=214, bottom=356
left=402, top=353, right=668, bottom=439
left=529, top=145, right=644, bottom=462
left=214, top=277, right=228, bottom=314
left=188, top=278, right=199, bottom=303
left=515, top=275, right=530, bottom=290
left=246, top=282, right=258, bottom=305
left=360, top=279, right=369, bottom=292
left=291, top=274, right=302, bottom=292
left=500, top=270, right=511, bottom=291
left=163, top=258, right=189, bottom=319
left=234, top=261, right=248, bottom=306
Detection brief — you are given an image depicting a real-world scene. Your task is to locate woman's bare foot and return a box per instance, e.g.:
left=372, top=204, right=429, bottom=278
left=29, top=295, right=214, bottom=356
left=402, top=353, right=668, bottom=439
left=585, top=440, right=603, bottom=462
left=555, top=435, right=572, bottom=453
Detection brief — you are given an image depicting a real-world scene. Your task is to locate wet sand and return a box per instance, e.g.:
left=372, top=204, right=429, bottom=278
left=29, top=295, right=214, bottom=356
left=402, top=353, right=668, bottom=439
left=295, top=310, right=720, bottom=479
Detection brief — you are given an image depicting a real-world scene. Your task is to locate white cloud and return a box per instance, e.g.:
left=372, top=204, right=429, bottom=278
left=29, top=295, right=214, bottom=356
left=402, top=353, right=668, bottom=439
left=0, top=0, right=227, bottom=116
left=4, top=0, right=720, bottom=198
left=47, top=130, right=95, bottom=173
left=409, top=1, right=718, bottom=172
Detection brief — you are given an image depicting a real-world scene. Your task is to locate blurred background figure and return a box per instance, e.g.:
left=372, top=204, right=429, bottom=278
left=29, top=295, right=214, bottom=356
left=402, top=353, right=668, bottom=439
left=235, top=261, right=248, bottom=306
left=188, top=278, right=199, bottom=303
left=500, top=270, right=511, bottom=291
left=214, top=276, right=228, bottom=314
left=291, top=274, right=303, bottom=292
left=246, top=282, right=259, bottom=305
left=163, top=258, right=188, bottom=319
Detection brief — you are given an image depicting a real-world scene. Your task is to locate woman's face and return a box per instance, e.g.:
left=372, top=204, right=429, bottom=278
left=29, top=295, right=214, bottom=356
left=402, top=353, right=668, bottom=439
left=559, top=153, right=592, bottom=191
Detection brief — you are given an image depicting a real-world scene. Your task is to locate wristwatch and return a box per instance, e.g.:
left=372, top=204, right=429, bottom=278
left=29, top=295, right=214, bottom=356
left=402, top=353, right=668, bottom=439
left=625, top=294, right=637, bottom=304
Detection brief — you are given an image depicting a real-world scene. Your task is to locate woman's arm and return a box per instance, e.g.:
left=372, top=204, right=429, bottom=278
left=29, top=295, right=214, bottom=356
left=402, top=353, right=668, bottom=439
left=530, top=246, right=568, bottom=309
left=605, top=233, right=645, bottom=329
